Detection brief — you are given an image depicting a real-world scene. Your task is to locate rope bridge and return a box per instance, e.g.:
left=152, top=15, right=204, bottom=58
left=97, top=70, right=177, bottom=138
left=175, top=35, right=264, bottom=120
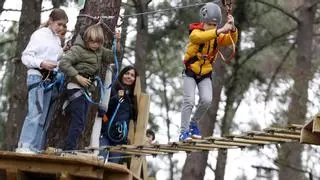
left=94, top=124, right=302, bottom=157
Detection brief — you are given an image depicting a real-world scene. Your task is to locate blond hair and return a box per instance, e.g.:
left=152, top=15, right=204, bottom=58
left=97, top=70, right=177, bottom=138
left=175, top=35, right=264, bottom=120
left=83, top=24, right=105, bottom=44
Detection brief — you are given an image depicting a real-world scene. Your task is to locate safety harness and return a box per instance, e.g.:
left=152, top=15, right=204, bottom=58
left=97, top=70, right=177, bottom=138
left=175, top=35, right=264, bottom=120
left=62, top=35, right=120, bottom=113
left=184, top=23, right=218, bottom=83
left=28, top=69, right=65, bottom=93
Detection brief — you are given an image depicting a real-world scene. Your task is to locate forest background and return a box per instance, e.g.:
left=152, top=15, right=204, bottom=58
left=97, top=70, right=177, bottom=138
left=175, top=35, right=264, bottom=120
left=0, top=0, right=319, bottom=180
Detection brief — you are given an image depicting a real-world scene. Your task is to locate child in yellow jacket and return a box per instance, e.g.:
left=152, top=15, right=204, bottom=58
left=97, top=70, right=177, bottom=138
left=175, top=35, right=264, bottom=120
left=180, top=2, right=238, bottom=141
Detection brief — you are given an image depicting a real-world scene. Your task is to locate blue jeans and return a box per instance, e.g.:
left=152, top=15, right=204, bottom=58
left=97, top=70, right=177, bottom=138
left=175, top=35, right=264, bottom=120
left=63, top=89, right=89, bottom=150
left=18, top=75, right=54, bottom=152
left=99, top=135, right=123, bottom=164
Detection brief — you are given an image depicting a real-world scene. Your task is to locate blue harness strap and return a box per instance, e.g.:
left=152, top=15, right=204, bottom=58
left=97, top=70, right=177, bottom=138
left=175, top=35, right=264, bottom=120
left=28, top=71, right=65, bottom=92
left=107, top=97, right=128, bottom=143
left=78, top=36, right=120, bottom=105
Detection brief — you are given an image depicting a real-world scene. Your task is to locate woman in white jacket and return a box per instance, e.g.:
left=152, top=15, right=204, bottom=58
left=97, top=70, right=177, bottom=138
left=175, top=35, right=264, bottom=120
left=16, top=9, right=68, bottom=154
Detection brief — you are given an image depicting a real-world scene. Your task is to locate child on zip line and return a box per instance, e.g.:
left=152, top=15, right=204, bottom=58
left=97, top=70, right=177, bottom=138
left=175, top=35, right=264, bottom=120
left=179, top=2, right=238, bottom=141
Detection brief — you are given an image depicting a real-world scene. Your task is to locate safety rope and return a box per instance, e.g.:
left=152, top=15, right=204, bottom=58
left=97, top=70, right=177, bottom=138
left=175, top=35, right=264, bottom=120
left=39, top=71, right=65, bottom=93
left=218, top=0, right=236, bottom=63
left=106, top=97, right=128, bottom=143
left=81, top=34, right=120, bottom=105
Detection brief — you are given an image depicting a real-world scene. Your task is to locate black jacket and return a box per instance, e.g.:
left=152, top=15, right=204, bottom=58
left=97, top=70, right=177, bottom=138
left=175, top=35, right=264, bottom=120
left=100, top=81, right=135, bottom=143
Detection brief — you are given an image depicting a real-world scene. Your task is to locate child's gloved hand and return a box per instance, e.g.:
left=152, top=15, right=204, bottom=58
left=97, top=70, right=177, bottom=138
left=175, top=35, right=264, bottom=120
left=75, top=74, right=91, bottom=87
left=227, top=15, right=237, bottom=32
left=217, top=21, right=234, bottom=35
left=227, top=15, right=234, bottom=26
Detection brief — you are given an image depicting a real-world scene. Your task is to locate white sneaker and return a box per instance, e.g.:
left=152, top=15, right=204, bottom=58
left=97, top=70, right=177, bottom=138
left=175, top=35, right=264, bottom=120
left=15, top=148, right=37, bottom=154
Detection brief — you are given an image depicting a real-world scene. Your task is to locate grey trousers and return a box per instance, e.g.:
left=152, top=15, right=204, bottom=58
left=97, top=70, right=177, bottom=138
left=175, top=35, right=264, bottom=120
left=181, top=74, right=212, bottom=132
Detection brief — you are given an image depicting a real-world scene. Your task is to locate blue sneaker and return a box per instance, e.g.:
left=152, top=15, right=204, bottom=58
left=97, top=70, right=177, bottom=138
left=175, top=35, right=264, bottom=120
left=189, top=121, right=202, bottom=139
left=179, top=131, right=192, bottom=141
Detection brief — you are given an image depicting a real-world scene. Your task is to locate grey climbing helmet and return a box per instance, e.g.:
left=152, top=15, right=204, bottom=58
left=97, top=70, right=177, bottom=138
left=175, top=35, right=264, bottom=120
left=199, top=2, right=222, bottom=25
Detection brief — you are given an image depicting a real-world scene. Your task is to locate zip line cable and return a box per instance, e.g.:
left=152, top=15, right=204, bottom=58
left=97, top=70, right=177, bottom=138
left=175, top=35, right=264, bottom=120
left=120, top=2, right=207, bottom=18
left=77, top=2, right=207, bottom=23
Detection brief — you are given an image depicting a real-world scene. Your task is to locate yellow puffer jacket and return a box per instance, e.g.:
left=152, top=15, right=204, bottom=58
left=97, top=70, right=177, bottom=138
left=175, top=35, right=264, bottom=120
left=183, top=25, right=238, bottom=76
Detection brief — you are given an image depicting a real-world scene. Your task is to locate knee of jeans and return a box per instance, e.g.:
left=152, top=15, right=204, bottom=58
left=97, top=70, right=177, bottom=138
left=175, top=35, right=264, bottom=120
left=25, top=112, right=41, bottom=124
left=183, top=97, right=195, bottom=107
left=201, top=97, right=212, bottom=107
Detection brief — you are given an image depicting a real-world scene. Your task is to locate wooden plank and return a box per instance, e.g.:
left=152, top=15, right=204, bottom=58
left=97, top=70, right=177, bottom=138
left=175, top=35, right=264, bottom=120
left=300, top=121, right=320, bottom=145
left=313, top=113, right=320, bottom=132
left=0, top=151, right=142, bottom=180
left=59, top=172, right=76, bottom=180
left=202, top=138, right=253, bottom=147
left=188, top=143, right=238, bottom=149
left=111, top=149, right=158, bottom=156
left=171, top=142, right=237, bottom=151
left=0, top=151, right=138, bottom=179
left=248, top=131, right=300, bottom=140
left=247, top=131, right=299, bottom=140
left=209, top=140, right=252, bottom=147
left=264, top=127, right=301, bottom=134
left=0, top=159, right=104, bottom=179
left=116, top=148, right=164, bottom=155
left=0, top=151, right=129, bottom=173
left=142, top=158, right=148, bottom=179
left=224, top=136, right=271, bottom=145
left=130, top=94, right=150, bottom=178
left=239, top=134, right=292, bottom=142
left=287, top=124, right=303, bottom=131
left=152, top=144, right=199, bottom=153
left=6, top=169, right=25, bottom=180
left=177, top=141, right=238, bottom=148
left=121, top=145, right=181, bottom=154
left=134, top=76, right=142, bottom=105
left=266, top=132, right=301, bottom=140
left=127, top=120, right=136, bottom=145
left=105, top=173, right=132, bottom=180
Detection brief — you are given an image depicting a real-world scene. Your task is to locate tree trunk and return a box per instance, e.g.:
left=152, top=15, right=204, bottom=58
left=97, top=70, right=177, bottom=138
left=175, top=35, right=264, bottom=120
left=51, top=0, right=62, bottom=8
left=134, top=0, right=151, bottom=92
left=215, top=0, right=247, bottom=179
left=161, top=74, right=175, bottom=180
left=181, top=58, right=227, bottom=180
left=46, top=0, right=122, bottom=149
left=4, top=0, right=43, bottom=150
left=0, top=0, right=5, bottom=15
left=117, top=4, right=131, bottom=68
left=278, top=1, right=316, bottom=180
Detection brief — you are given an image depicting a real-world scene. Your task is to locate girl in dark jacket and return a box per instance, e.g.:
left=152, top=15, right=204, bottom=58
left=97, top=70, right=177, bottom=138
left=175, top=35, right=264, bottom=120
left=99, top=65, right=138, bottom=163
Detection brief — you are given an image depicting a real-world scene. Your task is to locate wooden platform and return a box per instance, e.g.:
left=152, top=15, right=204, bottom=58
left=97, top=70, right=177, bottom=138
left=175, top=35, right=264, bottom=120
left=300, top=113, right=320, bottom=145
left=0, top=151, right=141, bottom=180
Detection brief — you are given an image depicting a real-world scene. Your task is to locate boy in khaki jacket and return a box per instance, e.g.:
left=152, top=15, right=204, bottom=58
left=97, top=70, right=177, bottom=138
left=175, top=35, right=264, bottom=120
left=59, top=24, right=120, bottom=150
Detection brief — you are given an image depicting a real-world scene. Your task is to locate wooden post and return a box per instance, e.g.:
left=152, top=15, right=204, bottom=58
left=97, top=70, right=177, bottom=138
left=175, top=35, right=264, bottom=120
left=128, top=76, right=150, bottom=179
left=142, top=158, right=148, bottom=179
left=6, top=169, right=25, bottom=180
left=300, top=113, right=320, bottom=145
left=130, top=94, right=150, bottom=178
left=59, top=172, right=75, bottom=180
left=313, top=113, right=320, bottom=132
